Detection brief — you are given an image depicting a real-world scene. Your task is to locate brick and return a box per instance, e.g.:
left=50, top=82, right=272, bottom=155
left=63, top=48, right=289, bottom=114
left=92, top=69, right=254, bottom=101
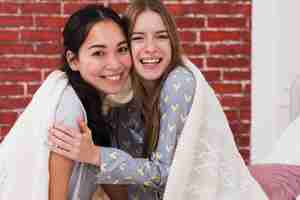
left=223, top=71, right=251, bottom=81
left=220, top=96, right=243, bottom=108
left=239, top=134, right=250, bottom=147
left=21, top=3, right=60, bottom=14
left=0, top=16, right=33, bottom=27
left=209, top=44, right=251, bottom=55
left=182, top=44, right=206, bottom=55
left=241, top=31, right=251, bottom=42
left=0, top=84, right=24, bottom=96
left=190, top=3, right=251, bottom=16
left=240, top=123, right=250, bottom=133
left=0, top=44, right=34, bottom=55
left=35, top=43, right=63, bottom=54
left=189, top=58, right=203, bottom=69
left=179, top=31, right=196, bottom=42
left=241, top=110, right=251, bottom=121
left=176, top=17, right=205, bottom=29
left=229, top=123, right=240, bottom=135
left=244, top=83, right=251, bottom=93
left=0, top=3, right=18, bottom=14
left=21, top=30, right=61, bottom=42
left=63, top=3, right=96, bottom=15
left=239, top=149, right=250, bottom=163
left=207, top=17, right=247, bottom=28
left=0, top=58, right=23, bottom=68
left=36, top=16, right=67, bottom=28
left=0, top=58, right=61, bottom=69
left=166, top=4, right=191, bottom=16
left=22, top=58, right=61, bottom=69
left=224, top=110, right=239, bottom=122
left=0, top=71, right=41, bottom=82
left=211, top=83, right=242, bottom=94
left=0, top=97, right=31, bottom=110
left=0, top=112, right=18, bottom=124
left=201, top=70, right=221, bottom=81
left=0, top=31, right=18, bottom=42
left=1, top=126, right=13, bottom=138
left=27, top=84, right=41, bottom=95
left=201, top=31, right=243, bottom=42
left=207, top=57, right=250, bottom=68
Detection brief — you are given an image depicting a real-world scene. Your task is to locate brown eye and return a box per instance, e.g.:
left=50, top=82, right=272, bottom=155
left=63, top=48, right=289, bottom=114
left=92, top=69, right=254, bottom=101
left=157, top=34, right=169, bottom=39
left=131, top=36, right=143, bottom=41
left=92, top=51, right=105, bottom=56
left=118, top=46, right=129, bottom=54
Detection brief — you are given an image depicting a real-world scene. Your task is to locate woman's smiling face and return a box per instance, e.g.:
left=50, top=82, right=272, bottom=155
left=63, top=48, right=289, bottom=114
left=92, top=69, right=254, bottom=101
left=130, top=10, right=172, bottom=81
left=69, top=20, right=132, bottom=95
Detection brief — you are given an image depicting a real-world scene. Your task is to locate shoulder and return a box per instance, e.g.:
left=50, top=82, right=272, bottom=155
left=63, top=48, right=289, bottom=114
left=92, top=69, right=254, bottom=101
left=59, top=85, right=83, bottom=110
left=162, top=66, right=196, bottom=96
left=160, top=66, right=196, bottom=113
left=55, top=84, right=86, bottom=130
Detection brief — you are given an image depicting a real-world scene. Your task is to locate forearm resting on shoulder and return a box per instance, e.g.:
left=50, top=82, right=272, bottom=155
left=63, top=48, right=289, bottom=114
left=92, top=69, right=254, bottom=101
left=49, top=151, right=74, bottom=200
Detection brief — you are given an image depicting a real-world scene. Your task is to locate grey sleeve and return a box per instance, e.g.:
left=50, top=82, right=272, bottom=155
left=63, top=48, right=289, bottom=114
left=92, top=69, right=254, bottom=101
left=55, top=85, right=85, bottom=134
left=54, top=86, right=88, bottom=199
left=95, top=67, right=196, bottom=189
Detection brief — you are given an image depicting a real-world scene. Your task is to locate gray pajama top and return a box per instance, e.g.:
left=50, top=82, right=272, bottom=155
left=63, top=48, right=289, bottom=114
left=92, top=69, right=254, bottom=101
left=96, top=66, right=196, bottom=200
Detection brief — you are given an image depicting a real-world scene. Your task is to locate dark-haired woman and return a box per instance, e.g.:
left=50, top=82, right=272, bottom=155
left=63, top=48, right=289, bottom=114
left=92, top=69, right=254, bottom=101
left=0, top=5, right=132, bottom=200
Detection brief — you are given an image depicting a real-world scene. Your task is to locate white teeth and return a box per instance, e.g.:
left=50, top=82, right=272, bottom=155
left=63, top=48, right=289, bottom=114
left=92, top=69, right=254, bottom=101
left=141, top=58, right=161, bottom=64
left=106, top=75, right=120, bottom=81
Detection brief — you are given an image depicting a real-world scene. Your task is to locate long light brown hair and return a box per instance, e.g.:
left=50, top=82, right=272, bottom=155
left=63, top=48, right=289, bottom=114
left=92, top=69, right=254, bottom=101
left=125, top=0, right=185, bottom=158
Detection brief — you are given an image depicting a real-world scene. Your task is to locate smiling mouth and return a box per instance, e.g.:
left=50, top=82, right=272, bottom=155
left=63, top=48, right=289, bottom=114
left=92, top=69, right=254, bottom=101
left=140, top=58, right=162, bottom=65
left=100, top=73, right=123, bottom=81
left=105, top=75, right=121, bottom=81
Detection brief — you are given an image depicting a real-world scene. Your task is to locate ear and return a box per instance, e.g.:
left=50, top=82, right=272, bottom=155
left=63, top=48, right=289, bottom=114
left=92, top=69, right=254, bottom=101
left=66, top=50, right=79, bottom=71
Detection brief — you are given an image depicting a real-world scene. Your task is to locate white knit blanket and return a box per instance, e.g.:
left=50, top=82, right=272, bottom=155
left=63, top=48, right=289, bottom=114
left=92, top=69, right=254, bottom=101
left=163, top=58, right=268, bottom=200
left=0, top=71, right=72, bottom=199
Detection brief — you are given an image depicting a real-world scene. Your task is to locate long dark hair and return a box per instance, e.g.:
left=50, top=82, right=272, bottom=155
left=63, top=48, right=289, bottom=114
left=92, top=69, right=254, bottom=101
left=126, top=0, right=184, bottom=157
left=60, top=4, right=129, bottom=146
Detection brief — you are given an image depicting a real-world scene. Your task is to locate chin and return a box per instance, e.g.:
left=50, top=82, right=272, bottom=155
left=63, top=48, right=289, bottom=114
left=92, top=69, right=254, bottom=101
left=106, top=87, right=123, bottom=95
left=143, top=72, right=164, bottom=81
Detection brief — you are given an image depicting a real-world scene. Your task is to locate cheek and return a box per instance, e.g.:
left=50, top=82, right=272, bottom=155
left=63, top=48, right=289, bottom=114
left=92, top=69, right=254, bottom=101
left=163, top=42, right=172, bottom=57
left=131, top=44, right=142, bottom=63
left=120, top=54, right=132, bottom=69
left=82, top=60, right=104, bottom=76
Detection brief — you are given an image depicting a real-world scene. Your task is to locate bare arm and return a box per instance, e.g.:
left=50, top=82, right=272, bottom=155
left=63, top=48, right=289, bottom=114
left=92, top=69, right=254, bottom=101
left=49, top=152, right=74, bottom=200
left=48, top=85, right=84, bottom=199
left=102, top=185, right=128, bottom=200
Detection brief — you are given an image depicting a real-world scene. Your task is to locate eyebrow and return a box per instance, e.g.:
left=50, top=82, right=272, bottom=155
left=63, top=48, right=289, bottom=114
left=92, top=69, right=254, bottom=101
left=156, top=30, right=168, bottom=34
left=88, top=40, right=128, bottom=49
left=132, top=30, right=168, bottom=35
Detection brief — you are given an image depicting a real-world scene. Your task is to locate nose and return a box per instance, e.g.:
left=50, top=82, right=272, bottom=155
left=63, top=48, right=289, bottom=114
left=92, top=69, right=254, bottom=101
left=144, top=38, right=157, bottom=54
left=106, top=53, right=122, bottom=71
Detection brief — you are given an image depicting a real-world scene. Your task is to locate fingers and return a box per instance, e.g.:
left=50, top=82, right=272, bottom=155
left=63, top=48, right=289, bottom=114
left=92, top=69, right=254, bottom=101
left=48, top=129, right=74, bottom=151
left=50, top=144, right=77, bottom=161
left=53, top=123, right=82, bottom=139
left=48, top=128, right=81, bottom=161
left=78, top=120, right=91, bottom=136
left=48, top=123, right=82, bottom=153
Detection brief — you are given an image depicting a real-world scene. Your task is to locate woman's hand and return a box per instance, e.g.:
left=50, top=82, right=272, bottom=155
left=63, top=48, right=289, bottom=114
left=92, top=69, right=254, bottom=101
left=48, top=120, right=101, bottom=166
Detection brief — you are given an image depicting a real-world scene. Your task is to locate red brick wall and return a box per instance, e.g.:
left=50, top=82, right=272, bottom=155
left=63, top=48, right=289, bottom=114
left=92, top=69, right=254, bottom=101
left=0, top=0, right=251, bottom=162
